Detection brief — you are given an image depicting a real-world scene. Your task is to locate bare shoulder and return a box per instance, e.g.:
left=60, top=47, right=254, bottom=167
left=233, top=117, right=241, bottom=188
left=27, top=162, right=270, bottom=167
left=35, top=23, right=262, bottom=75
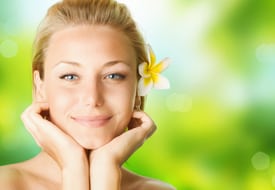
left=139, top=178, right=176, bottom=190
left=0, top=165, right=24, bottom=189
left=122, top=168, right=176, bottom=190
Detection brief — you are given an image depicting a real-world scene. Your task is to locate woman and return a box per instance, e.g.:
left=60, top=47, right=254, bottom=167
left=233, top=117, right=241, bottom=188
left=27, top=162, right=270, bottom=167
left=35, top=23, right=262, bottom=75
left=0, top=0, right=174, bottom=189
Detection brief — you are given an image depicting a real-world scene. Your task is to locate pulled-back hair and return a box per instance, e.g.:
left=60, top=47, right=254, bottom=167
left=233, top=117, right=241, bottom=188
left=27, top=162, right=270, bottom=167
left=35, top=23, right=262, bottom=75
left=32, top=0, right=147, bottom=108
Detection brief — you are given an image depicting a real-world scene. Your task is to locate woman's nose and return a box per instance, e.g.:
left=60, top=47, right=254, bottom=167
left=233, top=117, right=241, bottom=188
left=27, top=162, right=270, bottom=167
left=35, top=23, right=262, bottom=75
left=80, top=80, right=104, bottom=107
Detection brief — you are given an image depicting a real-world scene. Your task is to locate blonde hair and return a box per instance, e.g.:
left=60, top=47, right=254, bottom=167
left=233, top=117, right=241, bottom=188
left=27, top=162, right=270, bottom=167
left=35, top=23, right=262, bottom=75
left=32, top=0, right=146, bottom=109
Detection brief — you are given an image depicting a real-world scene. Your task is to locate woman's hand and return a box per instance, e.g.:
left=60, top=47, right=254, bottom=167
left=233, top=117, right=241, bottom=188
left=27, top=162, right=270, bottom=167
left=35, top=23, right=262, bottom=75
left=21, top=102, right=89, bottom=190
left=92, top=111, right=156, bottom=164
left=89, top=111, right=157, bottom=190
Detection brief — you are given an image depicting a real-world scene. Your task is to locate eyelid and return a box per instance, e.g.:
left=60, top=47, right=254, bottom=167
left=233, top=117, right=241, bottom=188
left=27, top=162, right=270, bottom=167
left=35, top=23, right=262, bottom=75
left=59, top=73, right=79, bottom=81
left=104, top=73, right=126, bottom=80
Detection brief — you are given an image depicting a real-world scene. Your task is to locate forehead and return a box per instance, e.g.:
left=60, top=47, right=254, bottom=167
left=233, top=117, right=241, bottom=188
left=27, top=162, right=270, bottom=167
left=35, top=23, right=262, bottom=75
left=44, top=25, right=136, bottom=67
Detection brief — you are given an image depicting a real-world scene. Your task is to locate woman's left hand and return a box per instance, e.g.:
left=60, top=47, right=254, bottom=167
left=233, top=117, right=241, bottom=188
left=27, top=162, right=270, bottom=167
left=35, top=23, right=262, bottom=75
left=89, top=111, right=156, bottom=190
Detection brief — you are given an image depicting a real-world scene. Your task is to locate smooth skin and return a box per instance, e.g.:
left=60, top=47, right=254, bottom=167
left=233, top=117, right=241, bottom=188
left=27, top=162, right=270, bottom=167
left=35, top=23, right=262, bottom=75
left=0, top=25, right=175, bottom=190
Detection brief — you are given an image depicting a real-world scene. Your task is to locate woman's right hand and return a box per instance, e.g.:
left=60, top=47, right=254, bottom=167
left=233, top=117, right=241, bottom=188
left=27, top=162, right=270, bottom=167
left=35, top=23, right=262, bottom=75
left=21, top=102, right=89, bottom=190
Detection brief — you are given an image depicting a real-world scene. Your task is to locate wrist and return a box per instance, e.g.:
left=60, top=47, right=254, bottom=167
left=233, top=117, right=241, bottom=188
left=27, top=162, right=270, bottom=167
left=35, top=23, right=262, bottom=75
left=90, top=158, right=121, bottom=190
left=61, top=148, right=88, bottom=169
left=61, top=154, right=89, bottom=190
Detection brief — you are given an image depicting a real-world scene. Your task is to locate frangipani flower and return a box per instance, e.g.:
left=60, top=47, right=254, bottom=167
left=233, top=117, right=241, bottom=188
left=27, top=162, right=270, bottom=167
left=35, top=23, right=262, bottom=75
left=138, top=45, right=171, bottom=96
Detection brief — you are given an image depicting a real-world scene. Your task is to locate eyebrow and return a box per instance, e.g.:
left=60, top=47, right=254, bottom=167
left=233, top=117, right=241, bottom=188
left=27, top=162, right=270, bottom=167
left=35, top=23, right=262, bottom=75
left=103, top=60, right=131, bottom=68
left=54, top=60, right=132, bottom=68
left=53, top=61, right=80, bottom=68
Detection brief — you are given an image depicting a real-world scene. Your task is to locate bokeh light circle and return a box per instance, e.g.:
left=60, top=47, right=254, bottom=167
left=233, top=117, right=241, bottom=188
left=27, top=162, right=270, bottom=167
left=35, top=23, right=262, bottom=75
left=166, top=93, right=193, bottom=112
left=0, top=39, right=18, bottom=58
left=251, top=151, right=270, bottom=171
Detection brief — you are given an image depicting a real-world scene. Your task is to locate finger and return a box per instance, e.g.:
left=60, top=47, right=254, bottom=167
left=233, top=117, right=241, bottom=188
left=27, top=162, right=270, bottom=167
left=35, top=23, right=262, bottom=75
left=125, top=111, right=157, bottom=146
left=128, top=116, right=142, bottom=130
left=106, top=111, right=157, bottom=164
left=29, top=110, right=67, bottom=147
left=130, top=111, right=157, bottom=139
left=28, top=102, right=49, bottom=118
left=21, top=103, right=86, bottom=169
left=21, top=102, right=50, bottom=133
left=21, top=103, right=69, bottom=149
left=21, top=103, right=52, bottom=147
left=21, top=107, right=42, bottom=147
left=21, top=102, right=49, bottom=126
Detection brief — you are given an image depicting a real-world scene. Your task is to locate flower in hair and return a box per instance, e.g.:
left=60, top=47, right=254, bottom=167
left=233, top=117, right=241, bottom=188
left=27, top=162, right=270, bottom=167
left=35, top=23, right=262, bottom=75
left=138, top=45, right=170, bottom=96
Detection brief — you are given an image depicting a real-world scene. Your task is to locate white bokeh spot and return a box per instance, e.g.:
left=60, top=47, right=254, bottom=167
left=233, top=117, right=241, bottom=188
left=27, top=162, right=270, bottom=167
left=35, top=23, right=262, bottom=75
left=0, top=39, right=18, bottom=58
left=251, top=151, right=270, bottom=171
left=166, top=93, right=193, bottom=112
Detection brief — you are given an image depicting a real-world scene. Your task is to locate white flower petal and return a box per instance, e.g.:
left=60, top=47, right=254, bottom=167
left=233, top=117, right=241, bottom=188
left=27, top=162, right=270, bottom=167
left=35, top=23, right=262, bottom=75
left=138, top=62, right=150, bottom=77
left=152, top=57, right=171, bottom=74
left=159, top=57, right=171, bottom=71
left=138, top=78, right=153, bottom=96
left=153, top=74, right=170, bottom=89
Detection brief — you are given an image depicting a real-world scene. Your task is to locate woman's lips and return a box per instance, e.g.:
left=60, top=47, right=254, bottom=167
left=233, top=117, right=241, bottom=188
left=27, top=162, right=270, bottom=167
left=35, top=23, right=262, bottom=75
left=72, top=115, right=112, bottom=128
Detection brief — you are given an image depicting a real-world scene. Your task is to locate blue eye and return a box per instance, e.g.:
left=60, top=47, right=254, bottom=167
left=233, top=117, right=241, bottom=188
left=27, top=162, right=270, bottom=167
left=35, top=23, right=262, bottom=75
left=60, top=74, right=79, bottom=81
left=105, top=73, right=125, bottom=80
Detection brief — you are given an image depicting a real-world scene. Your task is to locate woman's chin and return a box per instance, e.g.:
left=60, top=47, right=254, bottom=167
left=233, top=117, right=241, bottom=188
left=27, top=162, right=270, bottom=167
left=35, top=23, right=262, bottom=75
left=77, top=137, right=112, bottom=150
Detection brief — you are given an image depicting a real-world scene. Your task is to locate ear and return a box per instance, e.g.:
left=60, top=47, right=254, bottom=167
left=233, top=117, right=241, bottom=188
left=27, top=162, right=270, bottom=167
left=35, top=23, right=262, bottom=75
left=33, top=70, right=47, bottom=102
left=134, top=95, right=141, bottom=111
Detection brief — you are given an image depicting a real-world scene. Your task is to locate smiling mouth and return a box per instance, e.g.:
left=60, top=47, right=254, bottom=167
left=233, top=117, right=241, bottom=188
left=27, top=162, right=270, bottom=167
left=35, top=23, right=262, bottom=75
left=72, top=115, right=112, bottom=128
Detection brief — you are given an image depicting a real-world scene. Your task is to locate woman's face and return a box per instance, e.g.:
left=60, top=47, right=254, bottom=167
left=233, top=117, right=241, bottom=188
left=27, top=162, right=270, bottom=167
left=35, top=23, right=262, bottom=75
left=35, top=25, right=137, bottom=149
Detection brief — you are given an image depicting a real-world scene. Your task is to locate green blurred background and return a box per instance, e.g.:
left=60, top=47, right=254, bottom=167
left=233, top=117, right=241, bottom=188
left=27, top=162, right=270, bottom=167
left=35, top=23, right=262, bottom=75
left=1, top=0, right=275, bottom=189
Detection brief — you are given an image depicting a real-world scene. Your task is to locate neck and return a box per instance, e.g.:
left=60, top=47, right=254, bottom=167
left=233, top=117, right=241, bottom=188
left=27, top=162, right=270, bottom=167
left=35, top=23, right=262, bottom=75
left=25, top=151, right=62, bottom=184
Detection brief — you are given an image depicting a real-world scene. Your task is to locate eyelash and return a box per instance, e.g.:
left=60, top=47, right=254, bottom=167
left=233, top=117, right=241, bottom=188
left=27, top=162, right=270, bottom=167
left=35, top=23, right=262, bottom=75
left=105, top=73, right=126, bottom=80
left=59, top=73, right=126, bottom=81
left=59, top=74, right=79, bottom=81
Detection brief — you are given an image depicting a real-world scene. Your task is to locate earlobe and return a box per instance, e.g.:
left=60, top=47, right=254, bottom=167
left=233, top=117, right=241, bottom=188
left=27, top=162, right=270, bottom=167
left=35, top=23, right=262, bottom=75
left=134, top=95, right=141, bottom=111
left=33, top=71, right=47, bottom=102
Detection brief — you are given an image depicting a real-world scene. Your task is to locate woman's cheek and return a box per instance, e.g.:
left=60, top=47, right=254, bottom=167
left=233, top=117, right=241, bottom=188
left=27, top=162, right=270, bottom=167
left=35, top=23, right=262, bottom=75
left=48, top=89, right=74, bottom=122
